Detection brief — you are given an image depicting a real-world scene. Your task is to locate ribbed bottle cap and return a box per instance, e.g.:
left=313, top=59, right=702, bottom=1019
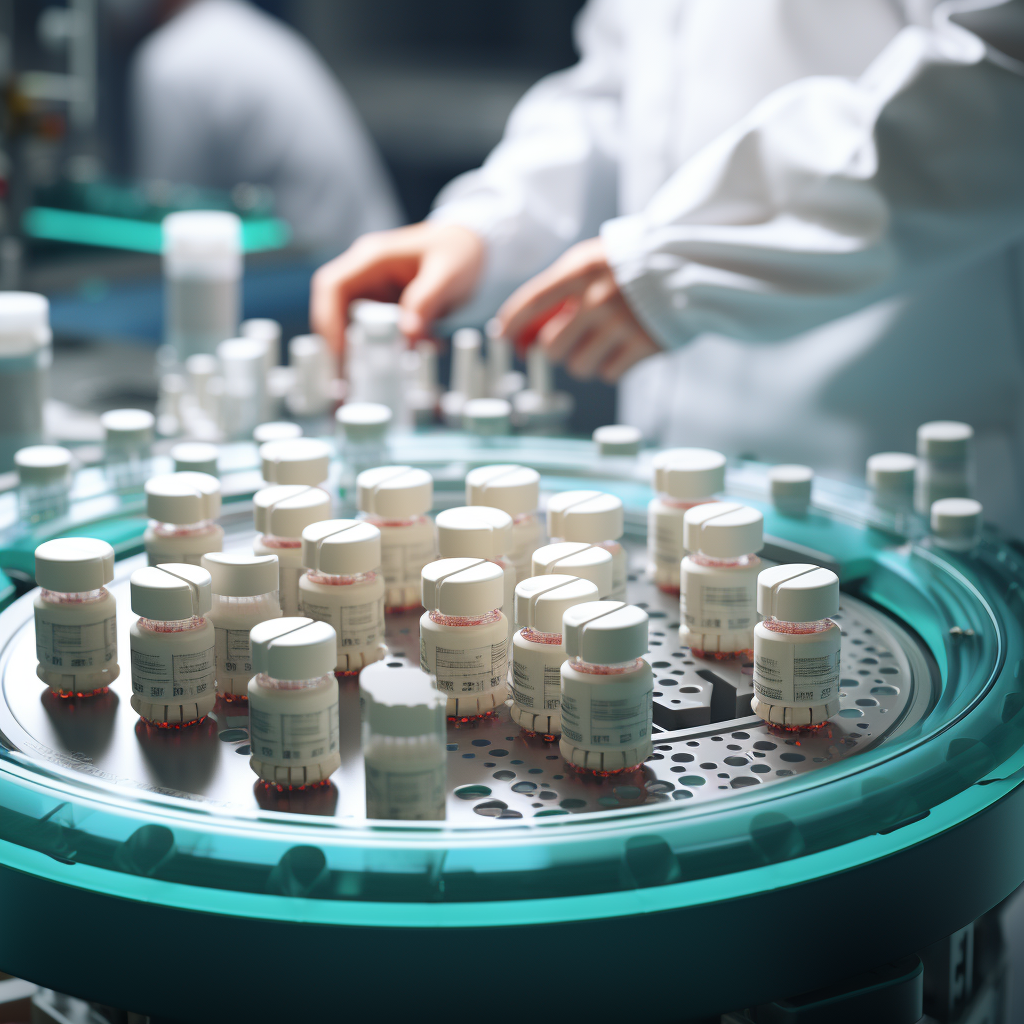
left=514, top=574, right=599, bottom=632
left=171, top=442, right=218, bottom=475
left=546, top=490, right=623, bottom=542
left=930, top=497, right=983, bottom=548
left=0, top=292, right=49, bottom=335
left=131, top=563, right=213, bottom=619
left=436, top=505, right=512, bottom=559
left=357, top=466, right=432, bottom=517
left=769, top=465, right=812, bottom=502
left=756, top=564, right=839, bottom=621
left=336, top=402, right=392, bottom=442
left=201, top=551, right=279, bottom=597
left=683, top=502, right=763, bottom=558
left=260, top=438, right=332, bottom=486
left=652, top=448, right=726, bottom=499
left=421, top=557, right=503, bottom=615
left=351, top=299, right=402, bottom=340
left=867, top=452, right=916, bottom=495
left=360, top=662, right=446, bottom=737
left=465, top=464, right=539, bottom=516
left=531, top=541, right=613, bottom=598
left=253, top=484, right=331, bottom=538
left=253, top=421, right=302, bottom=444
left=562, top=601, right=648, bottom=663
left=145, top=472, right=221, bottom=524
left=101, top=408, right=155, bottom=447
left=463, top=398, right=511, bottom=435
left=15, top=445, right=71, bottom=485
left=301, top=519, right=381, bottom=575
left=917, top=421, right=972, bottom=459
left=250, top=617, right=336, bottom=680
left=35, top=537, right=114, bottom=592
left=593, top=424, right=641, bottom=456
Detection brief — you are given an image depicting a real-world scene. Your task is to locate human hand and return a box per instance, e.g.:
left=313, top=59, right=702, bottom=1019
left=310, top=222, right=486, bottom=353
left=496, top=237, right=660, bottom=384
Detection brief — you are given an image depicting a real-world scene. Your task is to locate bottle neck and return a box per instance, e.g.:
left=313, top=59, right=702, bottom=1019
left=307, top=568, right=380, bottom=586
left=153, top=519, right=215, bottom=537
left=570, top=655, right=644, bottom=674
left=360, top=512, right=427, bottom=528
left=261, top=534, right=301, bottom=548
left=762, top=616, right=833, bottom=634
left=511, top=511, right=538, bottom=526
left=691, top=552, right=759, bottom=569
left=256, top=672, right=329, bottom=691
left=139, top=615, right=206, bottom=632
left=41, top=587, right=106, bottom=604
left=521, top=627, right=561, bottom=644
left=428, top=608, right=501, bottom=627
left=660, top=495, right=712, bottom=510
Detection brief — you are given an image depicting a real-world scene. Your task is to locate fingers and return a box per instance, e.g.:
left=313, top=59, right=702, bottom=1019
left=398, top=231, right=484, bottom=340
left=598, top=334, right=661, bottom=383
left=540, top=275, right=621, bottom=365
left=564, top=318, right=630, bottom=379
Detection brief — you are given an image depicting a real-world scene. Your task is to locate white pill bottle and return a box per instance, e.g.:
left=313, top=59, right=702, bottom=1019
left=532, top=541, right=613, bottom=599
left=420, top=558, right=509, bottom=719
left=752, top=564, right=842, bottom=728
left=511, top=574, right=598, bottom=737
left=144, top=472, right=224, bottom=567
left=129, top=563, right=217, bottom=727
left=465, top=464, right=543, bottom=585
left=299, top=518, right=386, bottom=674
left=357, top=465, right=435, bottom=611
left=547, top=490, right=627, bottom=601
left=914, top=420, right=973, bottom=515
left=559, top=601, right=653, bottom=774
left=33, top=537, right=119, bottom=697
left=202, top=551, right=282, bottom=701
left=248, top=617, right=341, bottom=787
left=361, top=662, right=447, bottom=821
left=679, top=502, right=763, bottom=659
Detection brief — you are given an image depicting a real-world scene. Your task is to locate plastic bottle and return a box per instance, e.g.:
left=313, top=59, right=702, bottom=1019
left=930, top=497, right=983, bottom=552
left=253, top=484, right=332, bottom=616
left=101, top=408, right=154, bottom=489
left=241, top=317, right=282, bottom=374
left=0, top=292, right=50, bottom=471
left=286, top=334, right=335, bottom=419
left=546, top=490, right=627, bottom=601
left=511, top=574, right=598, bottom=737
left=768, top=465, right=813, bottom=518
left=16, top=444, right=71, bottom=524
left=752, top=564, right=841, bottom=728
left=144, top=472, right=224, bottom=567
left=248, top=617, right=340, bottom=787
left=512, top=344, right=575, bottom=435
left=162, top=211, right=241, bottom=360
left=336, top=402, right=391, bottom=502
left=531, top=541, right=613, bottom=599
left=559, top=601, right=652, bottom=774
left=404, top=339, right=440, bottom=427
left=462, top=397, right=512, bottom=438
left=440, top=328, right=485, bottom=427
left=648, top=448, right=726, bottom=593
left=420, top=558, right=509, bottom=719
left=357, top=466, right=435, bottom=611
left=218, top=337, right=268, bottom=440
left=346, top=300, right=407, bottom=425
left=914, top=420, right=973, bottom=515
left=465, top=463, right=543, bottom=585
left=202, top=551, right=282, bottom=701
left=129, top=562, right=216, bottom=727
left=679, top=502, right=763, bottom=659
left=867, top=452, right=916, bottom=516
left=299, top=519, right=386, bottom=674
left=259, top=437, right=332, bottom=488
left=34, top=537, right=118, bottom=697
left=171, top=441, right=218, bottom=476
left=593, top=424, right=641, bottom=458
left=254, top=421, right=302, bottom=445
left=361, top=661, right=447, bottom=820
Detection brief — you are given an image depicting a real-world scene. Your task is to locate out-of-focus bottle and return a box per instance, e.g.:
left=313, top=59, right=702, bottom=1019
left=532, top=541, right=613, bottom=599
left=16, top=444, right=72, bottom=524
left=286, top=334, right=335, bottom=419
left=512, top=345, right=573, bottom=435
left=101, top=408, right=155, bottom=490
left=914, top=421, right=973, bottom=515
left=336, top=402, right=391, bottom=501
left=930, top=497, right=983, bottom=552
left=463, top=397, right=512, bottom=438
left=592, top=424, right=641, bottom=459
left=0, top=292, right=50, bottom=472
left=260, top=437, right=332, bottom=489
left=440, top=328, right=485, bottom=427
left=768, top=465, right=813, bottom=518
left=171, top=441, right=218, bottom=476
left=144, top=472, right=224, bottom=567
left=465, top=463, right=543, bottom=586
left=217, top=337, right=268, bottom=440
left=347, top=300, right=408, bottom=426
left=254, top=421, right=302, bottom=445
left=546, top=490, right=626, bottom=601
left=867, top=452, right=916, bottom=517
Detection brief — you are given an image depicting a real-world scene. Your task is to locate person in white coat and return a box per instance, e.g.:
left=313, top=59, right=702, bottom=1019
left=130, top=0, right=402, bottom=252
left=311, top=0, right=1024, bottom=529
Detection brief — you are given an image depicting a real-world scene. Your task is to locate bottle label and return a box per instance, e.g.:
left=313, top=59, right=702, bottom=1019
left=278, top=564, right=304, bottom=616
left=559, top=666, right=652, bottom=750
left=215, top=626, right=253, bottom=678
left=365, top=761, right=445, bottom=820
left=512, top=645, right=562, bottom=710
left=681, top=577, right=756, bottom=633
left=35, top=609, right=117, bottom=671
left=249, top=694, right=340, bottom=766
left=381, top=536, right=436, bottom=589
left=300, top=595, right=385, bottom=651
left=130, top=643, right=215, bottom=703
left=753, top=629, right=841, bottom=706
left=422, top=634, right=509, bottom=695
left=649, top=506, right=684, bottom=579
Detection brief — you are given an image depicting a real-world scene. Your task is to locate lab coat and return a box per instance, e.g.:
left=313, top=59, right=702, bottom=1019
left=132, top=0, right=401, bottom=252
left=431, top=0, right=1024, bottom=530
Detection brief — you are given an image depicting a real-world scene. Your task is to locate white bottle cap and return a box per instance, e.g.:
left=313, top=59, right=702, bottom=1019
left=463, top=397, right=512, bottom=435
left=769, top=465, right=812, bottom=503
left=867, top=452, right=916, bottom=495
left=218, top=336, right=267, bottom=370
left=683, top=502, right=763, bottom=558
left=241, top=318, right=281, bottom=342
left=260, top=438, right=332, bottom=486
left=465, top=464, right=540, bottom=516
left=171, top=442, right=218, bottom=476
left=930, top=497, right=983, bottom=549
left=145, top=472, right=221, bottom=524
left=101, top=408, right=155, bottom=448
left=185, top=353, right=218, bottom=381
left=562, top=601, right=648, bottom=663
left=301, top=519, right=381, bottom=575
left=336, top=401, right=392, bottom=442
left=35, top=537, right=114, bottom=592
left=652, top=448, right=726, bottom=499
left=357, top=466, right=432, bottom=517
left=253, top=421, right=302, bottom=444
left=593, top=424, right=641, bottom=456
left=756, top=564, right=839, bottom=621
left=531, top=542, right=614, bottom=597
left=546, top=490, right=624, bottom=543
left=162, top=210, right=242, bottom=276
left=917, top=421, right=973, bottom=460
left=16, top=445, right=71, bottom=485
left=253, top=484, right=331, bottom=538
left=131, top=563, right=213, bottom=620
left=436, top=505, right=512, bottom=559
left=421, top=557, right=503, bottom=615
left=250, top=617, right=336, bottom=680
left=351, top=299, right=402, bottom=339
left=0, top=291, right=49, bottom=337
left=201, top=551, right=279, bottom=597
left=360, top=662, right=446, bottom=737
left=514, top=574, right=599, bottom=633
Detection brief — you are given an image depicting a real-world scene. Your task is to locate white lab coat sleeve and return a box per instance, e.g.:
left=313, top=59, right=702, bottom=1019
left=600, top=6, right=1024, bottom=349
left=429, top=0, right=623, bottom=321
